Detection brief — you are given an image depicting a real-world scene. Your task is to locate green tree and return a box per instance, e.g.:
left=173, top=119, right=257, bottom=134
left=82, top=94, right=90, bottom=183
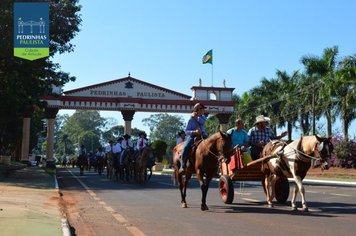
left=276, top=70, right=300, bottom=140
left=335, top=55, right=356, bottom=141
left=142, top=113, right=185, bottom=154
left=151, top=140, right=168, bottom=162
left=301, top=46, right=339, bottom=136
left=250, top=77, right=282, bottom=134
left=102, top=125, right=124, bottom=143
left=205, top=116, right=220, bottom=135
left=61, top=110, right=104, bottom=151
left=0, top=0, right=81, bottom=156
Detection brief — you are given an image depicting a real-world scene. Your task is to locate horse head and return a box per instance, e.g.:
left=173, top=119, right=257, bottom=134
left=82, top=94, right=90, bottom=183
left=217, top=131, right=232, bottom=165
left=315, top=135, right=334, bottom=170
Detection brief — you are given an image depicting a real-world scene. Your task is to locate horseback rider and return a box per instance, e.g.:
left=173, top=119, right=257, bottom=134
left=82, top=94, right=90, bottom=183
left=113, top=137, right=123, bottom=168
left=180, top=103, right=208, bottom=173
left=120, top=134, right=133, bottom=165
left=248, top=115, right=288, bottom=160
left=176, top=130, right=186, bottom=145
left=136, top=131, right=148, bottom=151
left=105, top=140, right=114, bottom=154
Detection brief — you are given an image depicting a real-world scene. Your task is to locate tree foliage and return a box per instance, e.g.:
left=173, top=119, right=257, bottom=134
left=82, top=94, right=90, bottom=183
left=0, top=0, right=81, bottom=156
left=60, top=110, right=104, bottom=153
left=151, top=140, right=168, bottom=162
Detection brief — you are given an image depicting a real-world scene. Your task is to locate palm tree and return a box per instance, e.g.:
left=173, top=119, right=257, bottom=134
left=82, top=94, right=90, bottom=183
left=335, top=54, right=356, bottom=141
left=276, top=70, right=300, bottom=140
left=250, top=77, right=282, bottom=134
left=301, top=46, right=339, bottom=137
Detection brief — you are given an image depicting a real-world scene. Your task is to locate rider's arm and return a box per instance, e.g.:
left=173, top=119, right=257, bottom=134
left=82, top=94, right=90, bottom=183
left=185, top=117, right=198, bottom=137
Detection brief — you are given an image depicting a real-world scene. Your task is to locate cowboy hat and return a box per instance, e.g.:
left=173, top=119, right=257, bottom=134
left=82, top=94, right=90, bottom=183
left=178, top=130, right=185, bottom=136
left=193, top=103, right=207, bottom=111
left=254, top=115, right=270, bottom=125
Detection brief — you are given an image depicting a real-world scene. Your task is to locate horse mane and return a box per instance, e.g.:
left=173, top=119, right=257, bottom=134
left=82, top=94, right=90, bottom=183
left=197, top=131, right=229, bottom=157
left=291, top=135, right=328, bottom=155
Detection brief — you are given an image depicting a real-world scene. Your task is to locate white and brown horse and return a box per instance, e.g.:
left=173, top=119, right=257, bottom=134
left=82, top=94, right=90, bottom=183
left=172, top=131, right=232, bottom=211
left=261, top=135, right=333, bottom=211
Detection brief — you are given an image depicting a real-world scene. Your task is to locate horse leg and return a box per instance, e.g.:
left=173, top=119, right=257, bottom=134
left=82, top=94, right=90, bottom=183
left=125, top=165, right=130, bottom=182
left=264, top=175, right=273, bottom=207
left=291, top=185, right=299, bottom=211
left=195, top=169, right=209, bottom=211
left=148, top=167, right=152, bottom=180
left=200, top=175, right=212, bottom=211
left=294, top=176, right=308, bottom=211
left=177, top=171, right=187, bottom=208
left=270, top=175, right=276, bottom=200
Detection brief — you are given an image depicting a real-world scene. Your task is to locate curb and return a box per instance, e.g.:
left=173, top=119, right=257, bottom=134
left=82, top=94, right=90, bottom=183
left=54, top=170, right=71, bottom=236
left=156, top=169, right=356, bottom=187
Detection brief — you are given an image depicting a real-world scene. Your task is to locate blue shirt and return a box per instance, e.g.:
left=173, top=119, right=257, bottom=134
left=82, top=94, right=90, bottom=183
left=185, top=115, right=208, bottom=138
left=227, top=128, right=249, bottom=148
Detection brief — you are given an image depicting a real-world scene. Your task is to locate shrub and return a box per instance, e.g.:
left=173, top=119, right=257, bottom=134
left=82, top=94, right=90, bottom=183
left=332, top=135, right=356, bottom=168
left=151, top=140, right=168, bottom=162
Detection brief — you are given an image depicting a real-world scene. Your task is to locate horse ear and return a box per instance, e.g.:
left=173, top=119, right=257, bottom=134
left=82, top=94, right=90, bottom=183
left=315, top=134, right=323, bottom=142
left=219, top=130, right=227, bottom=138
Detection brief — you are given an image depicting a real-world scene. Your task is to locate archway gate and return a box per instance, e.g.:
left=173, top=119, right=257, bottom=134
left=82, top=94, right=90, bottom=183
left=21, top=75, right=235, bottom=165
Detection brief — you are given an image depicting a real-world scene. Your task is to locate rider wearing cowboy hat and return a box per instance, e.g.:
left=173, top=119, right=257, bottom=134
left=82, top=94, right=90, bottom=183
left=176, top=130, right=186, bottom=145
left=180, top=102, right=208, bottom=172
left=248, top=115, right=288, bottom=160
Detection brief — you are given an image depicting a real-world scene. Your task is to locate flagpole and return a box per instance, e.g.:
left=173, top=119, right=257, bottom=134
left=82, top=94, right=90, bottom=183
left=211, top=63, right=214, bottom=86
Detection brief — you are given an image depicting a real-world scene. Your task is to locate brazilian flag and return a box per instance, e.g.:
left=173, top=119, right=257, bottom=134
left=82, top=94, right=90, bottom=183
left=202, top=49, right=213, bottom=64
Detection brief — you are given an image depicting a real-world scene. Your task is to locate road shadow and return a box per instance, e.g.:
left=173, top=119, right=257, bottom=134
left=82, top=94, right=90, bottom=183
left=206, top=200, right=356, bottom=217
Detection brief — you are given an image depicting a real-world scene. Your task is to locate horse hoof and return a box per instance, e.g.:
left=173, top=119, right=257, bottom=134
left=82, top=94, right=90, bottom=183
left=291, top=206, right=297, bottom=211
left=267, top=202, right=273, bottom=208
left=201, top=205, right=209, bottom=211
left=182, top=203, right=187, bottom=208
left=303, top=207, right=309, bottom=212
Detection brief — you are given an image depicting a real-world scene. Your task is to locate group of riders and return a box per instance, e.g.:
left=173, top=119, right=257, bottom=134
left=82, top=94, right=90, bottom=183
left=177, top=103, right=288, bottom=173
left=76, top=131, right=153, bottom=178
left=75, top=102, right=288, bottom=177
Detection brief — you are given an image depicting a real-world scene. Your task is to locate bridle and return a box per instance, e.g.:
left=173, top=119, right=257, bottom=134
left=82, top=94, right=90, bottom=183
left=200, top=135, right=232, bottom=163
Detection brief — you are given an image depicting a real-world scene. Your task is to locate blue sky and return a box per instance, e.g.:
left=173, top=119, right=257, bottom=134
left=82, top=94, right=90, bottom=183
left=54, top=0, right=356, bottom=138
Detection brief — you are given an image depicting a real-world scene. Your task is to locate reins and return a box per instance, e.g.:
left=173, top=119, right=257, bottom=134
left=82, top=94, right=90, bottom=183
left=274, top=140, right=323, bottom=161
left=199, top=135, right=232, bottom=163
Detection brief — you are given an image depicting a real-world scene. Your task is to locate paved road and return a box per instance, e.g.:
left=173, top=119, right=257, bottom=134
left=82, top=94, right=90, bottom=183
left=57, top=167, right=356, bottom=236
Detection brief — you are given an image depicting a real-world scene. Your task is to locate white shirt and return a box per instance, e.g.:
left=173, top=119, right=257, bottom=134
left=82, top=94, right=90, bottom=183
left=96, top=151, right=106, bottom=159
left=113, top=143, right=122, bottom=153
left=176, top=137, right=186, bottom=145
left=105, top=145, right=113, bottom=153
left=136, top=137, right=147, bottom=150
left=121, top=139, right=133, bottom=149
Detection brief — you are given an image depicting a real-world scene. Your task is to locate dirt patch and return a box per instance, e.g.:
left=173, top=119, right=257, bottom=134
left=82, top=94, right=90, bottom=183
left=307, top=167, right=356, bottom=180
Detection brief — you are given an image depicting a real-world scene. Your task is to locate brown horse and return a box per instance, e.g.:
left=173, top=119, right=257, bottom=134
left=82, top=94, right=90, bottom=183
left=261, top=135, right=333, bottom=211
left=135, top=147, right=153, bottom=183
left=173, top=131, right=232, bottom=211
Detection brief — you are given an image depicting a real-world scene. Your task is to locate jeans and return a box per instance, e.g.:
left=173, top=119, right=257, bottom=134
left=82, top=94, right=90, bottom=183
left=251, top=146, right=263, bottom=160
left=181, top=136, right=194, bottom=166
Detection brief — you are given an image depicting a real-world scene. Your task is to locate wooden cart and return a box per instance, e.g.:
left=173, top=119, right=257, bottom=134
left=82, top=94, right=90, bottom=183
left=218, top=150, right=290, bottom=204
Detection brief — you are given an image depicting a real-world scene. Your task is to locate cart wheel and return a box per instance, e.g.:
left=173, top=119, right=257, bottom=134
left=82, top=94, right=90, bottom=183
left=219, top=175, right=234, bottom=204
left=274, top=176, right=289, bottom=203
